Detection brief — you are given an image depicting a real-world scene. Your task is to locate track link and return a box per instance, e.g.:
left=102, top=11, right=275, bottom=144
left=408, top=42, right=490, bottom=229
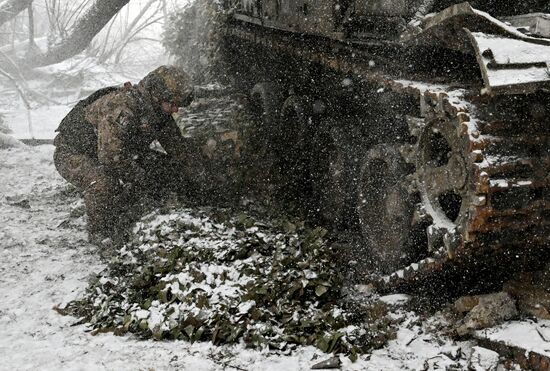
left=223, top=22, right=550, bottom=293
left=377, top=90, right=548, bottom=292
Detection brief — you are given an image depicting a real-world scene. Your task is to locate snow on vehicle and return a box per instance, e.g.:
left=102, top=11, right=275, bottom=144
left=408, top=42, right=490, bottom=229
left=217, top=1, right=549, bottom=290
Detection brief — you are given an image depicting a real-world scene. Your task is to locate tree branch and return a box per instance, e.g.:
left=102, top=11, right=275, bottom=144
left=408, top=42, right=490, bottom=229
left=0, top=0, right=34, bottom=28
left=27, top=3, right=35, bottom=50
left=29, top=0, right=130, bottom=67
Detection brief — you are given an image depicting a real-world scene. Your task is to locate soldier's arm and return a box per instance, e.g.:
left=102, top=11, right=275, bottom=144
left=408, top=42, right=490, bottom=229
left=156, top=117, right=189, bottom=160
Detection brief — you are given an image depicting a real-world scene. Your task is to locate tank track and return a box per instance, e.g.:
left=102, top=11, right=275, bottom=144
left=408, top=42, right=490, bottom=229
left=222, top=22, right=550, bottom=293
left=378, top=90, right=549, bottom=292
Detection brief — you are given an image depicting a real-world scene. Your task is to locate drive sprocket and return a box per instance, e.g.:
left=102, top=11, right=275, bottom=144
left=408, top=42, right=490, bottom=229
left=377, top=90, right=549, bottom=291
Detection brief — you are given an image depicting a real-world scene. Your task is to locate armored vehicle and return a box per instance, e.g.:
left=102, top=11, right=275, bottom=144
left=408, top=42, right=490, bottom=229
left=218, top=1, right=549, bottom=289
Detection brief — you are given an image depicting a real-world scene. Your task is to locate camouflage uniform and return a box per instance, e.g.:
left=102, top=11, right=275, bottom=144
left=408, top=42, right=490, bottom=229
left=54, top=66, right=194, bottom=241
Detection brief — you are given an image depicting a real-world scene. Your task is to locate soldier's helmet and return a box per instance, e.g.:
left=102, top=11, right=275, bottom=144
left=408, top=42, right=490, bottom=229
left=139, top=65, right=194, bottom=107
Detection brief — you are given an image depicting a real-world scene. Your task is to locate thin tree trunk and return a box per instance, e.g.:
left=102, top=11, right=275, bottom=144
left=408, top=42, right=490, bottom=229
left=27, top=4, right=35, bottom=49
left=102, top=0, right=157, bottom=63
left=162, top=0, right=168, bottom=22
left=0, top=65, right=33, bottom=138
left=0, top=0, right=129, bottom=70
left=9, top=18, right=14, bottom=50
left=113, top=15, right=162, bottom=63
left=0, top=0, right=34, bottom=28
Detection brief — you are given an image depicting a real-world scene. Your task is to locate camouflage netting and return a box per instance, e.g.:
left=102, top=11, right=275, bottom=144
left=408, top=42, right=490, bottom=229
left=163, top=0, right=226, bottom=84
left=67, top=207, right=395, bottom=359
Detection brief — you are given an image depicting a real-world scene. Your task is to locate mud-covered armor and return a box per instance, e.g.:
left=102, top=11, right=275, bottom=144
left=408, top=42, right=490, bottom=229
left=219, top=1, right=550, bottom=290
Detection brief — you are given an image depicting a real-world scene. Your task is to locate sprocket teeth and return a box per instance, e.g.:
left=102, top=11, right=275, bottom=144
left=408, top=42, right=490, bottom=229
left=456, top=112, right=470, bottom=124
left=403, top=266, right=415, bottom=279
left=433, top=247, right=447, bottom=259
left=399, top=144, right=414, bottom=161
left=443, top=230, right=461, bottom=259
left=418, top=258, right=436, bottom=270
left=412, top=203, right=428, bottom=224
left=474, top=171, right=490, bottom=194
left=470, top=150, right=484, bottom=163
left=389, top=272, right=400, bottom=282
left=471, top=195, right=487, bottom=207
left=405, top=115, right=425, bottom=137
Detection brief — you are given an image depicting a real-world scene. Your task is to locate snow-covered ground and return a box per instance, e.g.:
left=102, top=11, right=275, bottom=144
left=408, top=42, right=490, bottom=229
left=0, top=48, right=481, bottom=368
left=7, top=31, right=547, bottom=367
left=0, top=144, right=476, bottom=370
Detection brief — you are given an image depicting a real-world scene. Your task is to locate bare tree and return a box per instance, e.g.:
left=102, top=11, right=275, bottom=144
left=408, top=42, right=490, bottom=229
left=31, top=0, right=130, bottom=67
left=0, top=0, right=34, bottom=28
left=45, top=0, right=94, bottom=46
left=96, top=0, right=163, bottom=64
left=0, top=0, right=130, bottom=70
left=26, top=3, right=37, bottom=55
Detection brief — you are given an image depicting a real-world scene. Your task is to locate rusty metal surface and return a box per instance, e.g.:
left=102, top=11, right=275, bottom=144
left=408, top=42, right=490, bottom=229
left=475, top=335, right=550, bottom=371
left=231, top=0, right=338, bottom=37
left=501, top=13, right=550, bottom=38
left=222, top=5, right=550, bottom=292
left=376, top=88, right=549, bottom=291
left=466, top=31, right=550, bottom=95
left=401, top=2, right=550, bottom=95
left=402, top=2, right=550, bottom=46
left=233, top=2, right=550, bottom=95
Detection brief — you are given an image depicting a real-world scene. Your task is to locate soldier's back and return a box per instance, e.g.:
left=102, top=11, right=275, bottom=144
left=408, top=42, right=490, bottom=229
left=54, top=86, right=119, bottom=157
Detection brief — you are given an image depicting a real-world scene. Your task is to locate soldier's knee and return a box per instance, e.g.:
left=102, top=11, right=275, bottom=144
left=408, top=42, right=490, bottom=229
left=55, top=149, right=105, bottom=191
left=85, top=174, right=119, bottom=198
left=53, top=145, right=74, bottom=183
left=84, top=178, right=120, bottom=222
left=53, top=143, right=64, bottom=169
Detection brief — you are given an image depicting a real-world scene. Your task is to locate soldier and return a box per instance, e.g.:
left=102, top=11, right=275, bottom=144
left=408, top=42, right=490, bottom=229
left=53, top=65, right=194, bottom=244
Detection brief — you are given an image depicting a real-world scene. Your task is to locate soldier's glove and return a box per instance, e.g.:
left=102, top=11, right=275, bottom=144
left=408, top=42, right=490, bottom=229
left=118, top=160, right=148, bottom=192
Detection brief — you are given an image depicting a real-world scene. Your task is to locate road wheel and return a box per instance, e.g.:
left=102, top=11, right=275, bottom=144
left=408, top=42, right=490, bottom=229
left=357, top=144, right=416, bottom=273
